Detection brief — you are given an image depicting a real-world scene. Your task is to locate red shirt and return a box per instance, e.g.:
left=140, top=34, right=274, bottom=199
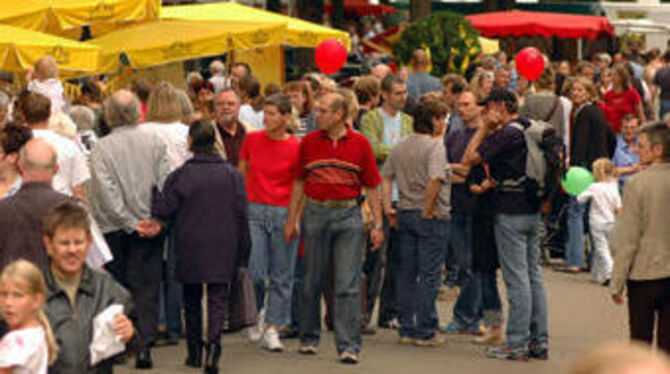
left=602, top=88, right=640, bottom=133
left=240, top=131, right=300, bottom=207
left=299, top=129, right=381, bottom=200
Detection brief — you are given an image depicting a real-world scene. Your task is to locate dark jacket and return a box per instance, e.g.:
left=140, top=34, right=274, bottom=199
left=570, top=103, right=616, bottom=170
left=45, top=266, right=135, bottom=374
left=0, top=182, right=73, bottom=271
left=152, top=153, right=251, bottom=284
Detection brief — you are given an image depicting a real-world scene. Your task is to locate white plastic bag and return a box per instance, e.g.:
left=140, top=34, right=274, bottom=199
left=89, top=304, right=125, bottom=366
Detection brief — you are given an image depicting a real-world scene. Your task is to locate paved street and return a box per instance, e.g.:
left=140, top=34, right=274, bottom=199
left=118, top=268, right=628, bottom=374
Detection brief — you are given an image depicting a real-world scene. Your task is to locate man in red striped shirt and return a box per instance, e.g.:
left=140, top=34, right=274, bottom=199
left=284, top=92, right=383, bottom=365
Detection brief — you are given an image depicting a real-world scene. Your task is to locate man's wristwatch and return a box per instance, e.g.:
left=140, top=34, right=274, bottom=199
left=373, top=222, right=383, bottom=231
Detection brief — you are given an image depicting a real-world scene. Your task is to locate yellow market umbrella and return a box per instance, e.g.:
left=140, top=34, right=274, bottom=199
left=87, top=19, right=286, bottom=73
left=161, top=3, right=351, bottom=50
left=0, top=23, right=99, bottom=73
left=0, top=0, right=159, bottom=36
left=479, top=37, right=500, bottom=55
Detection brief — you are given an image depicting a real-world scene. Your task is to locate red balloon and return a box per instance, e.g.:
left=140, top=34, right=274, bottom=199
left=515, top=47, right=545, bottom=81
left=315, top=39, right=347, bottom=75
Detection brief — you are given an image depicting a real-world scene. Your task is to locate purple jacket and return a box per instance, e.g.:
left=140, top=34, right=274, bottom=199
left=152, top=153, right=251, bottom=284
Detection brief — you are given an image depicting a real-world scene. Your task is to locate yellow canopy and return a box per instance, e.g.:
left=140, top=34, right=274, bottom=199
left=87, top=19, right=286, bottom=73
left=0, top=0, right=159, bottom=36
left=161, top=3, right=351, bottom=50
left=0, top=23, right=99, bottom=73
left=479, top=37, right=500, bottom=55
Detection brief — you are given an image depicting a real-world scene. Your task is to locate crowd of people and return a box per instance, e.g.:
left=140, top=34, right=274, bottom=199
left=0, top=42, right=668, bottom=374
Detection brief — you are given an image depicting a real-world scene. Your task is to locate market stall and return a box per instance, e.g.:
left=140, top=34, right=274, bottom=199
left=0, top=0, right=159, bottom=37
left=0, top=23, right=99, bottom=73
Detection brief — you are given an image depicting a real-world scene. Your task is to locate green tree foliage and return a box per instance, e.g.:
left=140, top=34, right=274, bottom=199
left=392, top=11, right=482, bottom=77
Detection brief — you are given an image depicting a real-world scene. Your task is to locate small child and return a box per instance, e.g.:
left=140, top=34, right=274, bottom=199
left=0, top=260, right=58, bottom=374
left=577, top=158, right=622, bottom=285
left=27, top=56, right=65, bottom=114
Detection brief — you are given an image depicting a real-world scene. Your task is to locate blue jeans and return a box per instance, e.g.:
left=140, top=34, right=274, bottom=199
left=396, top=210, right=449, bottom=340
left=475, top=270, right=503, bottom=327
left=494, top=213, right=549, bottom=348
left=449, top=212, right=481, bottom=330
left=299, top=202, right=364, bottom=354
left=660, top=99, right=670, bottom=120
left=565, top=196, right=586, bottom=267
left=160, top=233, right=182, bottom=340
left=248, top=203, right=298, bottom=327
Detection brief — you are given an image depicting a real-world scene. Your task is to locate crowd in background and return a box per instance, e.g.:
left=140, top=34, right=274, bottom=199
left=0, top=40, right=668, bottom=373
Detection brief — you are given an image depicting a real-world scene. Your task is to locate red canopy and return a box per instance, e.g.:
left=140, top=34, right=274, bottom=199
left=325, top=0, right=395, bottom=16
left=466, top=10, right=614, bottom=40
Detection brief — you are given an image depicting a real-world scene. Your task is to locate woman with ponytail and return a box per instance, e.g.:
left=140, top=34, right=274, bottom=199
left=0, top=259, right=58, bottom=373
left=237, top=75, right=265, bottom=131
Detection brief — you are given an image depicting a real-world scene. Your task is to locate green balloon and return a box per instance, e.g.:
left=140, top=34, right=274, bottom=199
left=562, top=167, right=594, bottom=196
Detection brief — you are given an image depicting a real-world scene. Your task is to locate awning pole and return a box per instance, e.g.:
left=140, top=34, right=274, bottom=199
left=577, top=38, right=583, bottom=60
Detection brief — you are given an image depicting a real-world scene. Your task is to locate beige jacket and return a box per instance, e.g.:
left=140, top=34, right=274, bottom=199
left=610, top=162, right=670, bottom=295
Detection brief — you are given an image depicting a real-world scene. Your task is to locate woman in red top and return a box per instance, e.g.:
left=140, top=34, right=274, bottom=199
left=238, top=94, right=300, bottom=353
left=602, top=64, right=645, bottom=133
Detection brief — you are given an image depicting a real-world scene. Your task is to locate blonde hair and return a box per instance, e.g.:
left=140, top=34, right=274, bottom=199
left=592, top=158, right=615, bottom=182
left=568, top=342, right=670, bottom=374
left=34, top=56, right=59, bottom=80
left=48, top=112, right=77, bottom=140
left=0, top=260, right=59, bottom=366
left=337, top=88, right=359, bottom=123
left=145, top=81, right=182, bottom=123
left=470, top=71, right=494, bottom=101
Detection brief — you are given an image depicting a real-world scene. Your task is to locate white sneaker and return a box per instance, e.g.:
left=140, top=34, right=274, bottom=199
left=261, top=328, right=284, bottom=352
left=247, top=309, right=265, bottom=342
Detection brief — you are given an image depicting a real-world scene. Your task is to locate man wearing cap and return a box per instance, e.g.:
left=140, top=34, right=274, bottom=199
left=462, top=87, right=549, bottom=361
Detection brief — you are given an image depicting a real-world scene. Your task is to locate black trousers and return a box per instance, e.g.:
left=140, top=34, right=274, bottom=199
left=104, top=231, right=163, bottom=349
left=183, top=283, right=229, bottom=343
left=627, top=277, right=670, bottom=354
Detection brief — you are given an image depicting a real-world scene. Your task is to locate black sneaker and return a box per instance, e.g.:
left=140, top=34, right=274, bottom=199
left=486, top=345, right=530, bottom=361
left=529, top=342, right=549, bottom=360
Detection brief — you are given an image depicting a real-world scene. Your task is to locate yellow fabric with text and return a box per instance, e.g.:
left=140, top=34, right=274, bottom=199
left=0, top=0, right=159, bottom=36
left=0, top=23, right=99, bottom=73
left=87, top=19, right=285, bottom=73
left=161, top=2, right=350, bottom=50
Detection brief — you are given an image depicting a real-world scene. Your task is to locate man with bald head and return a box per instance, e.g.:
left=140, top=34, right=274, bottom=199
left=371, top=63, right=392, bottom=81
left=0, top=138, right=74, bottom=270
left=406, top=49, right=442, bottom=102
left=89, top=89, right=171, bottom=369
left=284, top=92, right=383, bottom=364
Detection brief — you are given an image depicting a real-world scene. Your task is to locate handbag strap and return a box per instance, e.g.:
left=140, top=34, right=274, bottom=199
left=544, top=96, right=560, bottom=122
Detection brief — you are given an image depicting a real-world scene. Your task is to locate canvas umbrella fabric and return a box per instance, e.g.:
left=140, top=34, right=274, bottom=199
left=0, top=0, right=160, bottom=36
left=161, top=2, right=350, bottom=50
left=87, top=19, right=286, bottom=73
left=0, top=23, right=99, bottom=73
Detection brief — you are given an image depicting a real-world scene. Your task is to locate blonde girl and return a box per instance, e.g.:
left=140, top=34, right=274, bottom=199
left=0, top=260, right=58, bottom=374
left=577, top=158, right=622, bottom=285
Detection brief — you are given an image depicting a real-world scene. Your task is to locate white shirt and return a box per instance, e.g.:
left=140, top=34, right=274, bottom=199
left=209, top=75, right=230, bottom=93
left=28, top=79, right=66, bottom=114
left=0, top=326, right=48, bottom=374
left=238, top=105, right=264, bottom=131
left=141, top=122, right=191, bottom=172
left=33, top=129, right=91, bottom=196
left=577, top=180, right=622, bottom=225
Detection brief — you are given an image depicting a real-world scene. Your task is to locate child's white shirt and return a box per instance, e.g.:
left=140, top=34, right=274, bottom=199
left=0, top=326, right=48, bottom=374
left=577, top=180, right=622, bottom=225
left=28, top=78, right=65, bottom=114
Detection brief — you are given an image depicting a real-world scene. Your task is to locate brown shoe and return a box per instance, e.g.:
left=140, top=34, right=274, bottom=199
left=413, top=335, right=445, bottom=347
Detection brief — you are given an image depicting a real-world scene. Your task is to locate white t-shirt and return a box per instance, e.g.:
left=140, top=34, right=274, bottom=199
left=238, top=105, right=264, bottom=131
left=33, top=129, right=91, bottom=196
left=28, top=79, right=65, bottom=114
left=141, top=122, right=191, bottom=172
left=0, top=326, right=48, bottom=374
left=577, top=180, right=622, bottom=225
